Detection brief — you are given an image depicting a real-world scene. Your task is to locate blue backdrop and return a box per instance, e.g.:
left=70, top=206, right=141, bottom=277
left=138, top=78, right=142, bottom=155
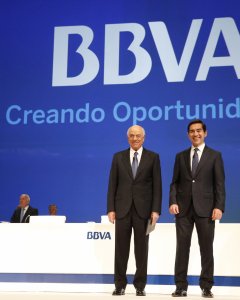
left=0, top=0, right=239, bottom=223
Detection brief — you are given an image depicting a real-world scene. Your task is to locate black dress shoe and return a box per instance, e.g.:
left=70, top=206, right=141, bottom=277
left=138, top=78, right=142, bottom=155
left=112, top=288, right=125, bottom=295
left=136, top=289, right=146, bottom=296
left=172, top=288, right=187, bottom=297
left=202, top=289, right=214, bottom=298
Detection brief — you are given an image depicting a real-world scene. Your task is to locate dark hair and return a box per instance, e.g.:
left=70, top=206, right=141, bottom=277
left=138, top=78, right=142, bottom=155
left=187, top=119, right=207, bottom=132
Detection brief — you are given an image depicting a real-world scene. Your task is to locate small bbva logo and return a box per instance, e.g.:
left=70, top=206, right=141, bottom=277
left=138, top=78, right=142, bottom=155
left=87, top=231, right=111, bottom=240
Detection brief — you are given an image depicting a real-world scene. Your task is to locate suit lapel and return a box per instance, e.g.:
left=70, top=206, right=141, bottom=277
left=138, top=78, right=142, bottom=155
left=135, top=148, right=148, bottom=179
left=22, top=207, right=30, bottom=223
left=17, top=208, right=22, bottom=222
left=184, top=148, right=192, bottom=177
left=121, top=149, right=133, bottom=178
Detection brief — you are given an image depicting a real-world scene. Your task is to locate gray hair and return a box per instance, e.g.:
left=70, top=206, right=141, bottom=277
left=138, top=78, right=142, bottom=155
left=21, top=194, right=30, bottom=204
left=127, top=125, right=146, bottom=137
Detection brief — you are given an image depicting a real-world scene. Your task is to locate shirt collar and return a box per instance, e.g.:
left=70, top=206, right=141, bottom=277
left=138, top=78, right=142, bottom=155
left=23, top=205, right=29, bottom=211
left=130, top=146, right=143, bottom=156
left=191, top=143, right=205, bottom=152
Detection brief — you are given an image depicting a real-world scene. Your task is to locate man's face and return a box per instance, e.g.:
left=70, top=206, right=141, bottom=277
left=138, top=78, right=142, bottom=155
left=49, top=206, right=57, bottom=215
left=128, top=126, right=145, bottom=151
left=188, top=123, right=207, bottom=147
left=19, top=195, right=28, bottom=208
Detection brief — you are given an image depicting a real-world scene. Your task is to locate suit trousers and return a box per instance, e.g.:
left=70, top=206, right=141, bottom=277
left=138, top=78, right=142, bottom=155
left=174, top=204, right=215, bottom=290
left=114, top=204, right=149, bottom=290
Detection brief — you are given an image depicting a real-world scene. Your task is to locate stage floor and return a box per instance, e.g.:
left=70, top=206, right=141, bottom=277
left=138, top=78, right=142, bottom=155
left=0, top=292, right=240, bottom=300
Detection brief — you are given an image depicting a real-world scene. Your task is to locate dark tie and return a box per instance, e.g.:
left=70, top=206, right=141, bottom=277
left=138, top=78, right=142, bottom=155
left=132, top=152, right=138, bottom=179
left=192, top=148, right=199, bottom=176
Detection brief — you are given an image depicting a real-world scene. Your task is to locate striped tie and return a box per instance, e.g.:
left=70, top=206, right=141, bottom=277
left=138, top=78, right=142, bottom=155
left=192, top=148, right=199, bottom=176
left=132, top=152, right=138, bottom=179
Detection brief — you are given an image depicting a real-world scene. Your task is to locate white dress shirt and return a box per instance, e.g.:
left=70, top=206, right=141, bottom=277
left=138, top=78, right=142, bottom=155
left=190, top=143, right=205, bottom=171
left=130, top=147, right=143, bottom=165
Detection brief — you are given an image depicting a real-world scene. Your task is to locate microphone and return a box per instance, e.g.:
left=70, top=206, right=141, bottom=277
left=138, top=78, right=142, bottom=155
left=24, top=215, right=31, bottom=223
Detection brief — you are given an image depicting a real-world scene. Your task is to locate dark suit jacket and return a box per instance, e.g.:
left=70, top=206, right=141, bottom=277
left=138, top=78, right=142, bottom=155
left=10, top=206, right=39, bottom=223
left=169, top=145, right=225, bottom=217
left=107, top=148, right=162, bottom=219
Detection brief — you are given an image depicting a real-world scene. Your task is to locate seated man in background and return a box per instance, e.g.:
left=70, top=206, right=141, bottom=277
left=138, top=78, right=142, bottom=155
left=10, top=194, right=38, bottom=223
left=48, top=204, right=57, bottom=215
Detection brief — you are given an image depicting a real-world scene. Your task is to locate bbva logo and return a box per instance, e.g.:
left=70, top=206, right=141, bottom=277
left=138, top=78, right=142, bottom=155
left=87, top=231, right=111, bottom=240
left=52, top=17, right=240, bottom=86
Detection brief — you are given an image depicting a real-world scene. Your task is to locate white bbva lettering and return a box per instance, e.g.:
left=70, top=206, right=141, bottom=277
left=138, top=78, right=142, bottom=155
left=196, top=17, right=240, bottom=80
left=52, top=18, right=240, bottom=86
left=52, top=26, right=99, bottom=86
left=87, top=231, right=111, bottom=239
left=149, top=19, right=202, bottom=82
left=104, top=23, right=152, bottom=84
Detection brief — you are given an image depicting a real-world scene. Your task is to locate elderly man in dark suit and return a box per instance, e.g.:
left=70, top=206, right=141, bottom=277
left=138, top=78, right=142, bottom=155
left=10, top=194, right=38, bottom=223
left=107, top=125, right=162, bottom=296
left=169, top=119, right=225, bottom=298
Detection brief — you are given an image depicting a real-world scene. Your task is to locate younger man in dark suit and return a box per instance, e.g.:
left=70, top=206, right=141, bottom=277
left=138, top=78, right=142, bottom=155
left=107, top=125, right=162, bottom=296
left=169, top=119, right=225, bottom=298
left=10, top=194, right=38, bottom=223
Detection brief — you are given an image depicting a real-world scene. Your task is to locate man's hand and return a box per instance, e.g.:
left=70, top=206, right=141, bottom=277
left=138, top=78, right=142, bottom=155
left=151, top=212, right=159, bottom=225
left=212, top=208, right=223, bottom=221
left=169, top=204, right=179, bottom=215
left=108, top=211, right=116, bottom=224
